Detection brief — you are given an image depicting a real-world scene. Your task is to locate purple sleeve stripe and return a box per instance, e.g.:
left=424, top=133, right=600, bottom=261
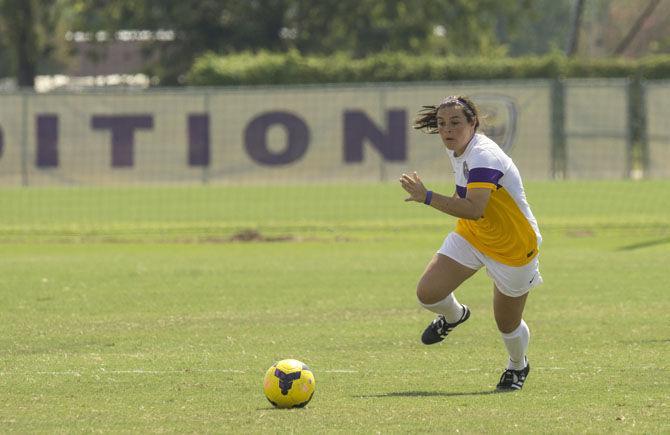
left=456, top=185, right=467, bottom=198
left=468, top=167, right=503, bottom=185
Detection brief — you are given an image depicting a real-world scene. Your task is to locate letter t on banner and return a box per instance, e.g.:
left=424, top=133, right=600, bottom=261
left=91, top=115, right=154, bottom=167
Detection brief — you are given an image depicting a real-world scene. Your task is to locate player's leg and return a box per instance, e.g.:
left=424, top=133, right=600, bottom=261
left=417, top=253, right=477, bottom=306
left=493, top=284, right=528, bottom=334
left=481, top=253, right=540, bottom=390
left=493, top=284, right=531, bottom=391
left=416, top=252, right=478, bottom=344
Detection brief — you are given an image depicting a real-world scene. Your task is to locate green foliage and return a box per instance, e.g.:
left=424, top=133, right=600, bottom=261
left=61, top=0, right=557, bottom=85
left=186, top=51, right=670, bottom=86
left=0, top=0, right=69, bottom=83
left=501, top=0, right=573, bottom=56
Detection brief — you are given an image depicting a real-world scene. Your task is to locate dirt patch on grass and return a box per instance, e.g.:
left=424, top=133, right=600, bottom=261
left=224, top=229, right=294, bottom=243
left=565, top=229, right=595, bottom=238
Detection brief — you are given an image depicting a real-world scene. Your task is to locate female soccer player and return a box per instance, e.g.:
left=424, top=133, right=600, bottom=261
left=399, top=95, right=542, bottom=391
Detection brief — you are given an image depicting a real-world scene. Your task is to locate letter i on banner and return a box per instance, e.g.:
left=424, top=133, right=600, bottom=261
left=36, top=114, right=58, bottom=167
left=188, top=114, right=210, bottom=166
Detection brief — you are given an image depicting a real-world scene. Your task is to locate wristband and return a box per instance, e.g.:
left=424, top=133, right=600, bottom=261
left=424, top=190, right=433, bottom=205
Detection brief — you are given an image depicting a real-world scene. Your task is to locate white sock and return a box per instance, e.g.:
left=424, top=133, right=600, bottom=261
left=501, top=319, right=530, bottom=371
left=419, top=293, right=465, bottom=323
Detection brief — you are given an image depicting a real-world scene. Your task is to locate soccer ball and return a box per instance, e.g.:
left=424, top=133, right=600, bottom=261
left=263, top=359, right=315, bottom=408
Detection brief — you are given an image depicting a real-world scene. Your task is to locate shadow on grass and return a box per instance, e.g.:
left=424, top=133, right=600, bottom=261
left=356, top=390, right=501, bottom=398
left=617, top=237, right=670, bottom=251
left=618, top=338, right=670, bottom=344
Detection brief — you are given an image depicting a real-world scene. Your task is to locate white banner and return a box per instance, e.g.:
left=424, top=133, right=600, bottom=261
left=0, top=81, right=637, bottom=186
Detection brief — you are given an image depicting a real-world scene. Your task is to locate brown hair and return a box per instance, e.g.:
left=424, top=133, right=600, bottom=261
left=413, top=95, right=480, bottom=134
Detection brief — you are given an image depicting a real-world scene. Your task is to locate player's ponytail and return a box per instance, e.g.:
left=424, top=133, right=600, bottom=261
left=413, top=95, right=480, bottom=134
left=413, top=105, right=440, bottom=133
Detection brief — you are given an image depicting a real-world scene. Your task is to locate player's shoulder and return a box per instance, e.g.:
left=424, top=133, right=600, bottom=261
left=467, top=134, right=508, bottom=169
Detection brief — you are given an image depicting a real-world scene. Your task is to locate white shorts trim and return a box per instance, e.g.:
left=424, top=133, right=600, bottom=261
left=437, top=232, right=542, bottom=298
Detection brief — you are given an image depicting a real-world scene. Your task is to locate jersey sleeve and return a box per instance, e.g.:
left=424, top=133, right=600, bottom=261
left=467, top=150, right=504, bottom=190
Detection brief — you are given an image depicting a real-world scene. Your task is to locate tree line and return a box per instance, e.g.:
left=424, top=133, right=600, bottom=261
left=0, top=0, right=666, bottom=87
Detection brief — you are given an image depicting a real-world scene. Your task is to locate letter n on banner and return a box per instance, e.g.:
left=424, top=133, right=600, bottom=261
left=344, top=110, right=407, bottom=162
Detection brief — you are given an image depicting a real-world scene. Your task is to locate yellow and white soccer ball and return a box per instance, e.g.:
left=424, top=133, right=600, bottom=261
left=263, top=359, right=315, bottom=408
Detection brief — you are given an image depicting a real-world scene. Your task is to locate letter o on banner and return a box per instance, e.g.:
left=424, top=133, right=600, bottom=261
left=244, top=112, right=310, bottom=165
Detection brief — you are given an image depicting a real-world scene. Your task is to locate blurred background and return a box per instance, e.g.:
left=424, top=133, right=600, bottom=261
left=0, top=0, right=669, bottom=235
left=2, top=0, right=670, bottom=89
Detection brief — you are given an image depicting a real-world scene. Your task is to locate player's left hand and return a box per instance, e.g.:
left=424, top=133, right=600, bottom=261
left=399, top=171, right=428, bottom=203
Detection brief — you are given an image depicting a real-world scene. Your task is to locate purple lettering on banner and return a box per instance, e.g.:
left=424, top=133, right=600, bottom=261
left=344, top=110, right=407, bottom=162
left=36, top=114, right=59, bottom=167
left=188, top=114, right=210, bottom=166
left=0, top=125, right=3, bottom=159
left=245, top=112, right=309, bottom=165
left=91, top=115, right=153, bottom=167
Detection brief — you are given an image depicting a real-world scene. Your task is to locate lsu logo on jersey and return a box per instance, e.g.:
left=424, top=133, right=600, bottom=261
left=463, top=161, right=469, bottom=180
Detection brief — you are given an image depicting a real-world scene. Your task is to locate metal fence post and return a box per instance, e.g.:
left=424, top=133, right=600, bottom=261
left=627, top=76, right=648, bottom=179
left=202, top=90, right=210, bottom=185
left=551, top=78, right=566, bottom=179
left=20, top=91, right=29, bottom=186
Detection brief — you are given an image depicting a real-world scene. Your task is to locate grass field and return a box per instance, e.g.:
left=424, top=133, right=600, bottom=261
left=1, top=181, right=669, bottom=432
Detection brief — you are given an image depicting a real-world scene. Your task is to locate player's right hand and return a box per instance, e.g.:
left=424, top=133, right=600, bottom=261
left=399, top=171, right=428, bottom=203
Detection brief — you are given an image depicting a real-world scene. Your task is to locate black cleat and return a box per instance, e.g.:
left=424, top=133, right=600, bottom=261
left=496, top=361, right=530, bottom=391
left=420, top=305, right=470, bottom=345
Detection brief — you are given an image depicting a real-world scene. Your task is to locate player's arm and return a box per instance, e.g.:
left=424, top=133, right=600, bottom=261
left=427, top=188, right=491, bottom=220
left=399, top=172, right=491, bottom=220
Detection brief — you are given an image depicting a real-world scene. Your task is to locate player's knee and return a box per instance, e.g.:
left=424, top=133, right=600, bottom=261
left=416, top=280, right=447, bottom=305
left=495, top=317, right=520, bottom=334
left=416, top=283, right=431, bottom=304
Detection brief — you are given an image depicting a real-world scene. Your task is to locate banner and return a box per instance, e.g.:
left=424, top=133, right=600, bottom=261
left=0, top=81, right=621, bottom=186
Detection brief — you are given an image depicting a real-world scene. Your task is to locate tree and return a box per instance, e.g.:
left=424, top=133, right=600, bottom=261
left=285, top=0, right=540, bottom=58
left=65, top=0, right=294, bottom=85
left=283, top=0, right=440, bottom=56
left=495, top=0, right=573, bottom=56
left=65, top=0, right=546, bottom=85
left=566, top=0, right=586, bottom=56
left=0, top=0, right=67, bottom=86
left=0, top=30, right=12, bottom=79
left=613, top=0, right=661, bottom=55
left=0, top=0, right=38, bottom=86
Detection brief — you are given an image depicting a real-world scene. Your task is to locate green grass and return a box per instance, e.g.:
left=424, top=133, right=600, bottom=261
left=1, top=180, right=668, bottom=237
left=0, top=181, right=669, bottom=432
